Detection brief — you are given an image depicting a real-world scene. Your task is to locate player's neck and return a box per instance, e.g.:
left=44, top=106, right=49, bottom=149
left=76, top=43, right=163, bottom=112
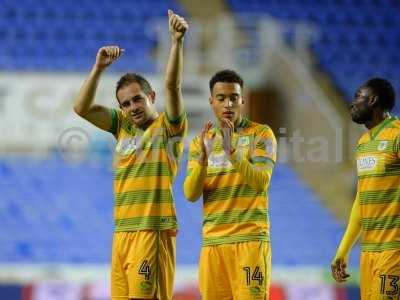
left=365, top=111, right=390, bottom=130
left=139, top=112, right=158, bottom=130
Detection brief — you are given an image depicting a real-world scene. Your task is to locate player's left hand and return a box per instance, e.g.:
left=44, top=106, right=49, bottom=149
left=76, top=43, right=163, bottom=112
left=331, top=257, right=350, bottom=283
left=220, top=118, right=235, bottom=156
left=168, top=9, right=188, bottom=41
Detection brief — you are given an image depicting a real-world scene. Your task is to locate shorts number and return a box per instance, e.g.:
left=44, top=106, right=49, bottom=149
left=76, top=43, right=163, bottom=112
left=243, top=266, right=263, bottom=286
left=138, top=260, right=151, bottom=280
left=380, top=274, right=399, bottom=296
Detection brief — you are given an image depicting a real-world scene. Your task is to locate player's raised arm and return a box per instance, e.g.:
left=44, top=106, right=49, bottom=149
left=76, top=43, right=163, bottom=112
left=164, top=10, right=188, bottom=121
left=73, top=46, right=124, bottom=131
left=184, top=121, right=213, bottom=201
left=331, top=195, right=361, bottom=283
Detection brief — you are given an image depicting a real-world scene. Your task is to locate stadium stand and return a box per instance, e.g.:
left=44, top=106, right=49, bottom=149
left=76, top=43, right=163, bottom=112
left=0, top=0, right=184, bottom=73
left=0, top=154, right=359, bottom=266
left=227, top=0, right=400, bottom=111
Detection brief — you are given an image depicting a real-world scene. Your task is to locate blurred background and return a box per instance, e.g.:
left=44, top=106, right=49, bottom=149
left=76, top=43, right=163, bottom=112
left=1, top=0, right=399, bottom=299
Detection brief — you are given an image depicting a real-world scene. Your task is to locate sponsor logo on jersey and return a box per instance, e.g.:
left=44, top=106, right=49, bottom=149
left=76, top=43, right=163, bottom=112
left=208, top=153, right=233, bottom=168
left=357, top=156, right=378, bottom=172
left=116, top=137, right=138, bottom=155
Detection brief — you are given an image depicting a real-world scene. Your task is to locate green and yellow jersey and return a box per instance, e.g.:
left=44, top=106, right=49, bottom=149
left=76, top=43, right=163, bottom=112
left=185, top=117, right=276, bottom=246
left=356, top=116, right=400, bottom=252
left=109, top=109, right=187, bottom=232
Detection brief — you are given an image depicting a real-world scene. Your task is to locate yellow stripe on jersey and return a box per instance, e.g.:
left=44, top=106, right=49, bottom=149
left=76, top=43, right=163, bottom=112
left=356, top=116, right=400, bottom=251
left=185, top=117, right=276, bottom=246
left=110, top=109, right=187, bottom=232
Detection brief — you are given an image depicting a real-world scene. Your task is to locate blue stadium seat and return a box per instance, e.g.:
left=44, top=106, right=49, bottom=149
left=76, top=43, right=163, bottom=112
left=226, top=0, right=400, bottom=111
left=0, top=0, right=185, bottom=73
left=0, top=155, right=359, bottom=266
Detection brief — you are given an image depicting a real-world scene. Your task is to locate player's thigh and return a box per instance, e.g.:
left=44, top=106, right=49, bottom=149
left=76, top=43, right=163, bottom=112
left=235, top=241, right=271, bottom=300
left=111, top=232, right=129, bottom=299
left=123, top=231, right=160, bottom=299
left=360, top=251, right=375, bottom=300
left=156, top=230, right=176, bottom=300
left=199, top=245, right=233, bottom=300
left=370, top=249, right=400, bottom=300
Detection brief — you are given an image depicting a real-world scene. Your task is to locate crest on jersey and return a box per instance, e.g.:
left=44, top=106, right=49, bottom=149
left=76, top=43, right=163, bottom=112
left=237, top=136, right=250, bottom=147
left=378, top=140, right=388, bottom=151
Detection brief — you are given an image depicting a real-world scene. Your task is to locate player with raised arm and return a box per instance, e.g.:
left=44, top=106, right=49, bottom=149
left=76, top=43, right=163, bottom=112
left=332, top=78, right=400, bottom=299
left=184, top=70, right=277, bottom=300
left=73, top=10, right=188, bottom=300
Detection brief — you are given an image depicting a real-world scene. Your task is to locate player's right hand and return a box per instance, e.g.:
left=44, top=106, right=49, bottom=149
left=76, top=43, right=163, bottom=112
left=331, top=256, right=350, bottom=283
left=95, top=46, right=124, bottom=70
left=199, top=120, right=214, bottom=165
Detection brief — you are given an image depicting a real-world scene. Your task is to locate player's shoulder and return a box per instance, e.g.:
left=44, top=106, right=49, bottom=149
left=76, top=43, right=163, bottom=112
left=381, top=116, right=400, bottom=140
left=357, top=129, right=369, bottom=145
left=389, top=117, right=400, bottom=131
left=245, top=118, right=274, bottom=137
left=149, top=112, right=171, bottom=132
left=110, top=109, right=134, bottom=137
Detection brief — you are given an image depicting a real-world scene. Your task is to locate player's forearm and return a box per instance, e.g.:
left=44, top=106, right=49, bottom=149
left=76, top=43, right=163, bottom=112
left=164, top=38, right=184, bottom=119
left=73, top=66, right=104, bottom=117
left=336, top=197, right=361, bottom=259
left=184, top=161, right=207, bottom=202
left=229, top=151, right=273, bottom=191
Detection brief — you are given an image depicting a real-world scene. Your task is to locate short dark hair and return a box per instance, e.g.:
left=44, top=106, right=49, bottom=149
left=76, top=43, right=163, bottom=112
left=116, top=73, right=153, bottom=101
left=364, top=77, right=396, bottom=112
left=209, top=69, right=244, bottom=92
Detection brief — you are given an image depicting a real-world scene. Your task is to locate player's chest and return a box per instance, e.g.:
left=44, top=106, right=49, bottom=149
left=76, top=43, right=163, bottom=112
left=206, top=134, right=253, bottom=171
left=115, top=127, right=166, bottom=157
left=356, top=139, right=398, bottom=176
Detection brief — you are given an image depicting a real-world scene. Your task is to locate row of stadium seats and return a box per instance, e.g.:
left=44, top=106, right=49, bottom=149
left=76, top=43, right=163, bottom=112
left=0, top=0, right=183, bottom=73
left=227, top=0, right=400, bottom=112
left=0, top=154, right=359, bottom=266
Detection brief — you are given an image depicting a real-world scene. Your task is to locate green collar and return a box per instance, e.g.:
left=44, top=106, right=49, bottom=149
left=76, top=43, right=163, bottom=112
left=369, top=115, right=396, bottom=141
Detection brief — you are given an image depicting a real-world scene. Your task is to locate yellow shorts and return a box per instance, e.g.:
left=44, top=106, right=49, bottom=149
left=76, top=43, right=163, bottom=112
left=199, top=241, right=271, bottom=300
left=111, top=230, right=176, bottom=300
left=360, top=249, right=400, bottom=300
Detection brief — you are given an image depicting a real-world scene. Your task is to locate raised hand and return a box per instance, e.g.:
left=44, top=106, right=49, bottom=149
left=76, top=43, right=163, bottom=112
left=168, top=9, right=188, bottom=41
left=220, top=118, right=235, bottom=156
left=199, top=121, right=214, bottom=165
left=95, top=46, right=124, bottom=71
left=331, top=256, right=350, bottom=283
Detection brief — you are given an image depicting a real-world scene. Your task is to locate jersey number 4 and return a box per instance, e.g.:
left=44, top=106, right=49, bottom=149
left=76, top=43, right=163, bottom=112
left=138, top=260, right=151, bottom=280
left=243, top=266, right=263, bottom=286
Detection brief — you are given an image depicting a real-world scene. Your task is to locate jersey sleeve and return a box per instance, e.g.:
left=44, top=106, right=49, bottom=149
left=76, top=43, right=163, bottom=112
left=228, top=125, right=277, bottom=191
left=183, top=136, right=207, bottom=202
left=250, top=125, right=277, bottom=168
left=109, top=108, right=123, bottom=139
left=163, top=111, right=188, bottom=138
left=394, top=133, right=400, bottom=158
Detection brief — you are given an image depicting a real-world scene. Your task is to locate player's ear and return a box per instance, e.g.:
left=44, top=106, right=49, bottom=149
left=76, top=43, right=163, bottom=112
left=209, top=96, right=213, bottom=105
left=149, top=90, right=156, bottom=103
left=116, top=97, right=123, bottom=109
left=368, top=94, right=379, bottom=107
